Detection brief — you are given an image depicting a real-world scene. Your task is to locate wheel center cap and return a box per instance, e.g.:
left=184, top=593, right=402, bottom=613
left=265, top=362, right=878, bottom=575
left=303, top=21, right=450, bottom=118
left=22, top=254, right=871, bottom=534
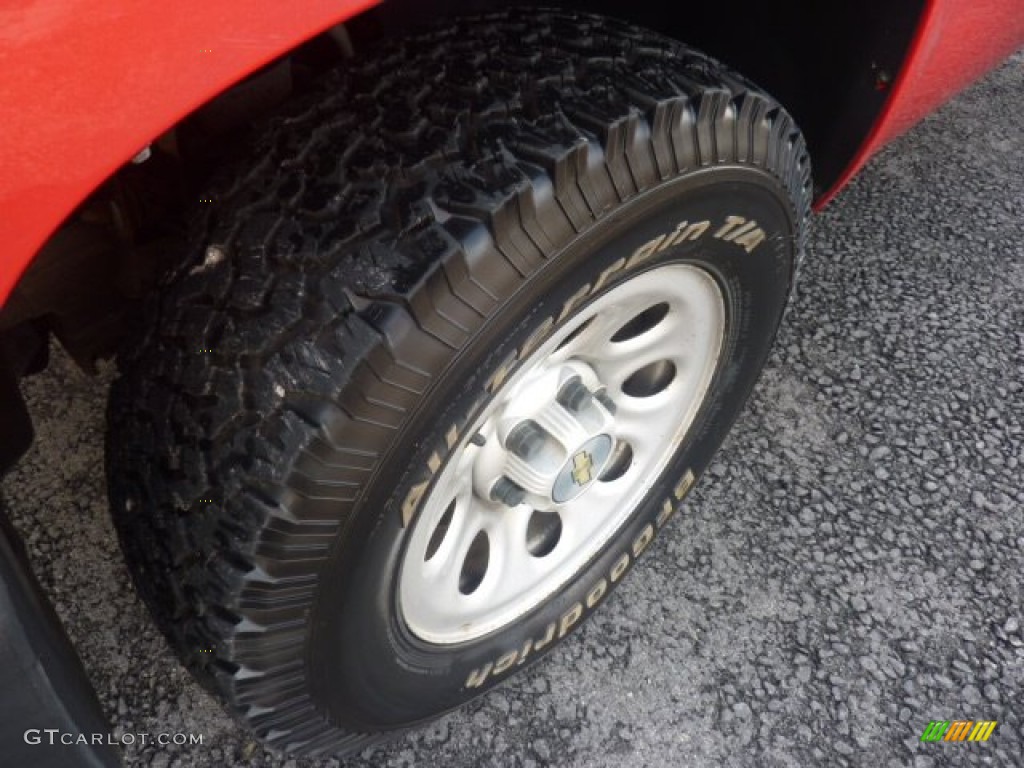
left=552, top=433, right=614, bottom=503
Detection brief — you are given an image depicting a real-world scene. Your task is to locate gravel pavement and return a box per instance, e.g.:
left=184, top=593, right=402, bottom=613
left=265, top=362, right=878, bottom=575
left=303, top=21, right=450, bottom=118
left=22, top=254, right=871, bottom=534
left=4, top=53, right=1023, bottom=768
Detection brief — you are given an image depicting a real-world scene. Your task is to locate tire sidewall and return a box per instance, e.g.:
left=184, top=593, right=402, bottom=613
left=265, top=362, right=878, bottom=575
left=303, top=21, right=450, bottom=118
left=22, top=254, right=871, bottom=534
left=310, top=167, right=796, bottom=729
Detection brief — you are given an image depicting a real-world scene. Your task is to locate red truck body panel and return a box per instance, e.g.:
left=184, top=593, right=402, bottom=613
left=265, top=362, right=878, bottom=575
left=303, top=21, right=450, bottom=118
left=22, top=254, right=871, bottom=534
left=0, top=0, right=378, bottom=307
left=821, top=0, right=1024, bottom=205
left=0, top=0, right=1021, bottom=306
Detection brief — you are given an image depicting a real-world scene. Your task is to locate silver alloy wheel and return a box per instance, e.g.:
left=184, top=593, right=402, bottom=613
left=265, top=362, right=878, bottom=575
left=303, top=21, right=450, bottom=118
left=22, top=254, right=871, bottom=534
left=398, top=264, right=726, bottom=644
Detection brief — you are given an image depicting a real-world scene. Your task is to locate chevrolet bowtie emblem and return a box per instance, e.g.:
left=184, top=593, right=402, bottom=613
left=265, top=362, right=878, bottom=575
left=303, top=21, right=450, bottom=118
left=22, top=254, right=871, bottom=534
left=570, top=450, right=594, bottom=486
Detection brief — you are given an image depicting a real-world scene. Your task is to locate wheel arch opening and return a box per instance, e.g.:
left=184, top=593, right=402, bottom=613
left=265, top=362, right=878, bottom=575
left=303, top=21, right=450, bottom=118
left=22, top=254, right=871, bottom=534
left=349, top=0, right=928, bottom=199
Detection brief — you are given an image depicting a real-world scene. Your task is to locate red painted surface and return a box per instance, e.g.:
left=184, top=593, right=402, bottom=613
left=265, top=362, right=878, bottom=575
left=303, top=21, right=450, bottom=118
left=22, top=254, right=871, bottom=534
left=818, top=0, right=1024, bottom=207
left=0, top=0, right=378, bottom=307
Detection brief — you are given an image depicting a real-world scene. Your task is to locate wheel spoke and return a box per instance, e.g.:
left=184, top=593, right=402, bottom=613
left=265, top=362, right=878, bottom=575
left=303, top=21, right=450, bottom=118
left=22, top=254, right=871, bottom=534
left=584, top=306, right=686, bottom=388
left=484, top=504, right=540, bottom=599
left=609, top=398, right=686, bottom=464
left=549, top=306, right=630, bottom=364
left=424, top=492, right=485, bottom=586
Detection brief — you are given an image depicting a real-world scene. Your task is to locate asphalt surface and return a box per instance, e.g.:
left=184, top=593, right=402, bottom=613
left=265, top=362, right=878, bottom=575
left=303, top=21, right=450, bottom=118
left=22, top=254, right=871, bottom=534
left=4, top=53, right=1023, bottom=768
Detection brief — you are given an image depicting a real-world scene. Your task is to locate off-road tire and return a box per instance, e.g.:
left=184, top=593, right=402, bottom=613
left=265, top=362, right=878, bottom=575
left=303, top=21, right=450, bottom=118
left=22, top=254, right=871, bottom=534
left=107, top=9, right=811, bottom=757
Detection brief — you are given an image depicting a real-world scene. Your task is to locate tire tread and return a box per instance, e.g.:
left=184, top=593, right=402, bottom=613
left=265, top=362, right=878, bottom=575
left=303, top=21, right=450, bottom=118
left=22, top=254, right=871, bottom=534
left=107, top=9, right=811, bottom=755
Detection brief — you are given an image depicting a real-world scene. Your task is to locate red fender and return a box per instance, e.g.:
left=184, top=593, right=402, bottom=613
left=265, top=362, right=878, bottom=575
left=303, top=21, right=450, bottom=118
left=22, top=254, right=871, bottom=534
left=0, top=0, right=378, bottom=306
left=820, top=0, right=1024, bottom=207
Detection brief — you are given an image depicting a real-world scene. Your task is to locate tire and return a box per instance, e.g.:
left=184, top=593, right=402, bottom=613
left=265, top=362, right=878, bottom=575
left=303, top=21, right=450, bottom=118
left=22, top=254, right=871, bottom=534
left=107, top=9, right=811, bottom=757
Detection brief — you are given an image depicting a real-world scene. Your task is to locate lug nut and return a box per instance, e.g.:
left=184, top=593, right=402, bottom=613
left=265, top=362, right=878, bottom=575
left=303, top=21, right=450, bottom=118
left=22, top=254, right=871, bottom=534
left=557, top=375, right=593, bottom=413
left=490, top=476, right=526, bottom=507
left=505, top=419, right=546, bottom=460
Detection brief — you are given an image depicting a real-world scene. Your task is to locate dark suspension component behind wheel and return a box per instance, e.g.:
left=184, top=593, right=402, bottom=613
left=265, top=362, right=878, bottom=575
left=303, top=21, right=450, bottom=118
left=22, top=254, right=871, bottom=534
left=106, top=10, right=810, bottom=757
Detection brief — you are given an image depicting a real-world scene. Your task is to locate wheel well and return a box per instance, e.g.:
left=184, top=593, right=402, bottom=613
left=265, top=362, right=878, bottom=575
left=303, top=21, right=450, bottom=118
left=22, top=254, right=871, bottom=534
left=0, top=0, right=924, bottom=375
left=350, top=0, right=926, bottom=196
